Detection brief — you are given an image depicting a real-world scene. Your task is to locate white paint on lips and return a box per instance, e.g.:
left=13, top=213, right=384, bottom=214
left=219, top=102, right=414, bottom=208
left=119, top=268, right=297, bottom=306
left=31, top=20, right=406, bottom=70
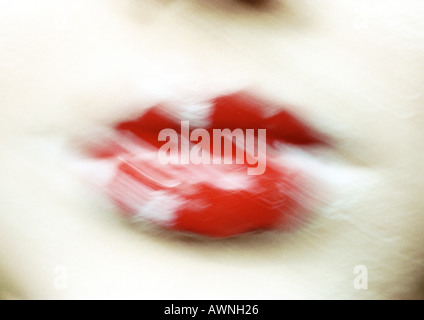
left=134, top=190, right=184, bottom=226
left=163, top=98, right=214, bottom=128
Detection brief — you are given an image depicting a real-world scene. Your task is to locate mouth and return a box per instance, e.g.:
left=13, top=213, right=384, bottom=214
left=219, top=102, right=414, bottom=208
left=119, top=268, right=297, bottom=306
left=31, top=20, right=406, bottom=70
left=82, top=91, right=328, bottom=238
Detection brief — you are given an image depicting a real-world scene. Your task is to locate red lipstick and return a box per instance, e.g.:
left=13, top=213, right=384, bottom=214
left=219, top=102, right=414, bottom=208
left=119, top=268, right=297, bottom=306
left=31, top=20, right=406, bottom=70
left=86, top=92, right=325, bottom=238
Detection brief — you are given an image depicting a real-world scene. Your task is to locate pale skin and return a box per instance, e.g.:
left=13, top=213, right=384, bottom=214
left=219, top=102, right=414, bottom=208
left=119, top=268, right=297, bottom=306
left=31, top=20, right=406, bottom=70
left=0, top=0, right=423, bottom=299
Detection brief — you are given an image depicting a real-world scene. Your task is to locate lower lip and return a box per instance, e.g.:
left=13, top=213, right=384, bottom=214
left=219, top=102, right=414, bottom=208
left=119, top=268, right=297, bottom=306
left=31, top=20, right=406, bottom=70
left=85, top=92, right=325, bottom=238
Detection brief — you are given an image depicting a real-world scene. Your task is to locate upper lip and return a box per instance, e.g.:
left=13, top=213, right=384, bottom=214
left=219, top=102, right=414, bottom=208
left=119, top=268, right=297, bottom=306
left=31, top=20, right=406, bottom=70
left=112, top=91, right=327, bottom=148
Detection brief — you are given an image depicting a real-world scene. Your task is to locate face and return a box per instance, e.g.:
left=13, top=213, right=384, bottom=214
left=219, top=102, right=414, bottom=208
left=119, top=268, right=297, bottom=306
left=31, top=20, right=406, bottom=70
left=0, top=0, right=423, bottom=299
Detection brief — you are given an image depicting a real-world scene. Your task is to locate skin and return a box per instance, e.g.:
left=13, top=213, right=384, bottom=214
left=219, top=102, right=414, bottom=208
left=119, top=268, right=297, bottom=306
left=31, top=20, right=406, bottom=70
left=0, top=0, right=423, bottom=299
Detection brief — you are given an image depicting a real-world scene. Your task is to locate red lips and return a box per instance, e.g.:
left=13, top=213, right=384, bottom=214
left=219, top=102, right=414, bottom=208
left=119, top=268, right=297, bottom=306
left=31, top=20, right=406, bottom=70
left=86, top=92, right=324, bottom=238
